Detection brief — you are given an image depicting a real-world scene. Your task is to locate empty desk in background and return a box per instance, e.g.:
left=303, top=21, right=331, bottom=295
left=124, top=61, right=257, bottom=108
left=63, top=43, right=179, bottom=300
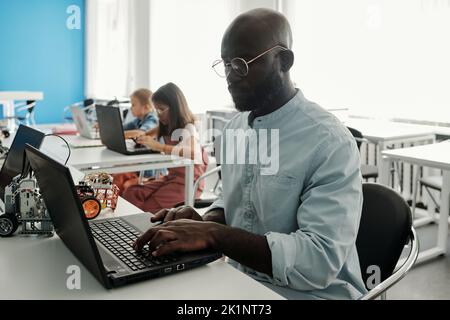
left=344, top=118, right=436, bottom=164
left=0, top=92, right=44, bottom=131
left=381, top=141, right=450, bottom=264
left=344, top=119, right=436, bottom=188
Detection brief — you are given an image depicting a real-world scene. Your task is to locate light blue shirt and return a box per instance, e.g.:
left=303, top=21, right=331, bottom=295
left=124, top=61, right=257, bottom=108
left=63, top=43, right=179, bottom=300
left=208, top=89, right=367, bottom=300
left=123, top=111, right=158, bottom=132
left=123, top=111, right=167, bottom=178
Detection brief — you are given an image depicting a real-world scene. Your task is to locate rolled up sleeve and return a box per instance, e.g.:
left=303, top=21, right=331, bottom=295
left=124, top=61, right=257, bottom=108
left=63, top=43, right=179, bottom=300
left=266, top=139, right=363, bottom=291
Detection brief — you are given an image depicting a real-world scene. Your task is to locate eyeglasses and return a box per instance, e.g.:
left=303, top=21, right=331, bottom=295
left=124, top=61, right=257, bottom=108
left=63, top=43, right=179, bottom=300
left=212, top=45, right=288, bottom=78
left=156, top=107, right=169, bottom=115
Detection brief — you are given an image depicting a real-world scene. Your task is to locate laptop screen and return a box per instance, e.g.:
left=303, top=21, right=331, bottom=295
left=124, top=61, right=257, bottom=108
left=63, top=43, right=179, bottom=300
left=95, top=105, right=127, bottom=152
left=25, top=145, right=109, bottom=288
left=71, top=107, right=88, bottom=132
left=0, top=125, right=45, bottom=198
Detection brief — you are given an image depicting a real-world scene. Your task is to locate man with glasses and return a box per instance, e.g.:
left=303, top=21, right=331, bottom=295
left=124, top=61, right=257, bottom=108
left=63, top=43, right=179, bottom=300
left=134, top=8, right=367, bottom=300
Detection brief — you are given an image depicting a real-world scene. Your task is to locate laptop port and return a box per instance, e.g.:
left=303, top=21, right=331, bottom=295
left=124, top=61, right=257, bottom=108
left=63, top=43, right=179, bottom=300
left=164, top=267, right=172, bottom=273
left=176, top=264, right=185, bottom=271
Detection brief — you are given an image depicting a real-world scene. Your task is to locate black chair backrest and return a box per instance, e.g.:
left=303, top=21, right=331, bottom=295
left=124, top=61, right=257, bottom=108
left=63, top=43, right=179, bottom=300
left=347, top=126, right=363, bottom=150
left=356, top=183, right=412, bottom=289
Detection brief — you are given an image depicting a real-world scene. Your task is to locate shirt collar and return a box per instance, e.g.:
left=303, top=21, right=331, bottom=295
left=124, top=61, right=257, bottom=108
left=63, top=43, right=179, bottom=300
left=248, top=89, right=305, bottom=127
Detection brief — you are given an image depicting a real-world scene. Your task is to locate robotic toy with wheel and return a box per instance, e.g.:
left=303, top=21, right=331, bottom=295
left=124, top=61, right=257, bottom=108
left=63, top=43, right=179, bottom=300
left=0, top=175, right=53, bottom=237
left=76, top=172, right=119, bottom=220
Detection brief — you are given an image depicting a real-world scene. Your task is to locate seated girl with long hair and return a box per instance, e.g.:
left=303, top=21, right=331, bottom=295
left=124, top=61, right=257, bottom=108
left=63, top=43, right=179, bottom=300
left=122, top=83, right=208, bottom=212
left=113, top=88, right=163, bottom=194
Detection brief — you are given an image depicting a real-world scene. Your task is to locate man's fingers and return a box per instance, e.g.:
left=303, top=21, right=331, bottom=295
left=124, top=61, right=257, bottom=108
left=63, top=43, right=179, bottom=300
left=147, top=229, right=178, bottom=252
left=164, top=211, right=175, bottom=222
left=151, top=209, right=170, bottom=222
left=179, top=206, right=203, bottom=221
left=152, top=240, right=182, bottom=257
left=133, top=227, right=158, bottom=251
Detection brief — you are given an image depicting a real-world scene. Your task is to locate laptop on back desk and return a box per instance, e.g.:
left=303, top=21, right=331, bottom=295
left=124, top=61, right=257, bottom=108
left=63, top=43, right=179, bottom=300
left=96, top=105, right=159, bottom=156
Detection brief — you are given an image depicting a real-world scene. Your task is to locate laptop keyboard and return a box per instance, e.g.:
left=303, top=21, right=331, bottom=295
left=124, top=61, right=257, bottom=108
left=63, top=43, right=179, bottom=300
left=90, top=219, right=179, bottom=271
left=125, top=140, right=149, bottom=150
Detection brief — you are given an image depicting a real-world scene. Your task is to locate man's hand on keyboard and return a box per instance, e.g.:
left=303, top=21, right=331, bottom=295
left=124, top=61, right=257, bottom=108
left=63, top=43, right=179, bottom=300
left=133, top=219, right=222, bottom=257
left=150, top=206, right=203, bottom=223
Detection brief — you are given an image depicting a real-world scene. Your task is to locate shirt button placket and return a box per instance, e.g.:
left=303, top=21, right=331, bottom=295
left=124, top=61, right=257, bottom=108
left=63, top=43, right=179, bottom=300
left=242, top=164, right=254, bottom=231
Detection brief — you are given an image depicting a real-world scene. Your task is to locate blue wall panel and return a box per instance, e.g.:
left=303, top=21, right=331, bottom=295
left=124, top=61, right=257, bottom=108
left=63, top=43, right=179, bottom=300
left=0, top=0, right=85, bottom=124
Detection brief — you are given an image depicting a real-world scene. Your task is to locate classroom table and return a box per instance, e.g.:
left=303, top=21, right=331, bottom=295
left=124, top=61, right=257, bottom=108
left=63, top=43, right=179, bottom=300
left=45, top=142, right=196, bottom=207
left=381, top=141, right=450, bottom=264
left=344, top=118, right=436, bottom=165
left=0, top=167, right=283, bottom=300
left=2, top=128, right=196, bottom=207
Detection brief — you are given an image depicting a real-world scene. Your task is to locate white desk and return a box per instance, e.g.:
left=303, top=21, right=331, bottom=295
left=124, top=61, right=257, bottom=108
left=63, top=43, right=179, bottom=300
left=0, top=166, right=283, bottom=300
left=65, top=146, right=195, bottom=207
left=344, top=119, right=437, bottom=190
left=345, top=119, right=435, bottom=143
left=381, top=141, right=450, bottom=264
left=0, top=92, right=44, bottom=131
left=345, top=119, right=436, bottom=159
left=2, top=127, right=195, bottom=206
left=2, top=129, right=196, bottom=207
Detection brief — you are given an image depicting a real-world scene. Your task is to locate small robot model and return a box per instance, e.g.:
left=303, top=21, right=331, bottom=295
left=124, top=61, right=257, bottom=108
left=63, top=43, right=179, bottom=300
left=0, top=132, right=9, bottom=161
left=76, top=172, right=119, bottom=220
left=0, top=175, right=53, bottom=237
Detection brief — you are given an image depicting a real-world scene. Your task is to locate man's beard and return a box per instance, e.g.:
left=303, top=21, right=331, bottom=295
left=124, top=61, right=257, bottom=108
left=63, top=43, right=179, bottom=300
left=233, top=73, right=284, bottom=112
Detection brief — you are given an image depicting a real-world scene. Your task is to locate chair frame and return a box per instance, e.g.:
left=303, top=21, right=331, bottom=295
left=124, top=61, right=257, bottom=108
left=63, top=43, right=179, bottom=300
left=184, top=166, right=421, bottom=300
left=412, top=175, right=442, bottom=220
left=192, top=165, right=221, bottom=201
left=359, top=227, right=419, bottom=300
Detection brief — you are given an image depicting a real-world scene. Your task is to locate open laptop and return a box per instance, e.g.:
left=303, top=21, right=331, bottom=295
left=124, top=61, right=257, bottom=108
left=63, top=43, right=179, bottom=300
left=95, top=105, right=159, bottom=155
left=25, top=145, right=221, bottom=288
left=71, top=106, right=101, bottom=140
left=0, top=125, right=45, bottom=200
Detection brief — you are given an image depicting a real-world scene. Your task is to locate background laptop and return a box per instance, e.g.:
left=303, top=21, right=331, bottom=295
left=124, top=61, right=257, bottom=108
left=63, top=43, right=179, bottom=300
left=25, top=145, right=221, bottom=289
left=0, top=125, right=45, bottom=200
left=96, top=105, right=159, bottom=155
left=71, top=106, right=100, bottom=140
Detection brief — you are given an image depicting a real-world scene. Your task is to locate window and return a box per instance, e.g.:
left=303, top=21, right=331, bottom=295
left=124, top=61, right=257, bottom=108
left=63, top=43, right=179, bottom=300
left=86, top=0, right=280, bottom=112
left=148, top=0, right=235, bottom=114
left=284, top=0, right=450, bottom=123
left=85, top=0, right=132, bottom=99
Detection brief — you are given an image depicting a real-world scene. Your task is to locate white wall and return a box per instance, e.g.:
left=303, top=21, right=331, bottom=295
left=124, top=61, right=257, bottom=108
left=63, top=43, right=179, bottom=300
left=130, top=0, right=151, bottom=90
left=87, top=0, right=450, bottom=123
left=285, top=0, right=450, bottom=123
left=148, top=0, right=233, bottom=114
left=85, top=0, right=131, bottom=99
left=146, top=0, right=282, bottom=114
left=237, top=0, right=277, bottom=12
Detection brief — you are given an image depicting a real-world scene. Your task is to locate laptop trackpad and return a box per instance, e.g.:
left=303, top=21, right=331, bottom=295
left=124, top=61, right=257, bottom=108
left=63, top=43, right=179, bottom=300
left=122, top=212, right=159, bottom=233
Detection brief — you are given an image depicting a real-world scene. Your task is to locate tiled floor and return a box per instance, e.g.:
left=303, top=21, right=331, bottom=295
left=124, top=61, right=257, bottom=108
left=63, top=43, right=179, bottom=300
left=388, top=222, right=450, bottom=300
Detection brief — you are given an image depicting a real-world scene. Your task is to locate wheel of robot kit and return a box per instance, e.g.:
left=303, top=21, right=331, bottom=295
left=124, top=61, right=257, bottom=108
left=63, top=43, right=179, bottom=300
left=81, top=197, right=102, bottom=220
left=0, top=214, right=19, bottom=237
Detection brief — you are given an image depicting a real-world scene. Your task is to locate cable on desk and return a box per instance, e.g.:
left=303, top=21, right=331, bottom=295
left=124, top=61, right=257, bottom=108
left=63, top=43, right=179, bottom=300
left=44, top=134, right=71, bottom=165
